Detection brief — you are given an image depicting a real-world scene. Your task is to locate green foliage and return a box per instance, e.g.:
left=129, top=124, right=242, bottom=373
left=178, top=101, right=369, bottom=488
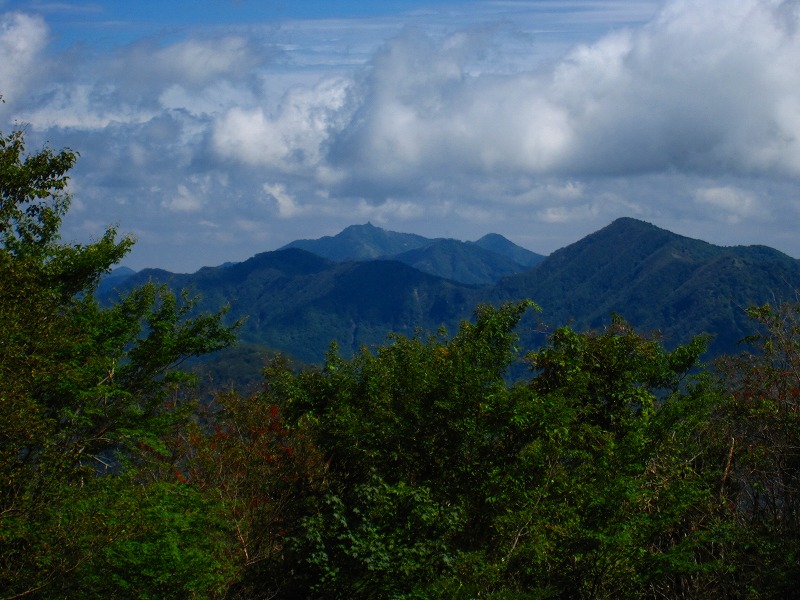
left=265, top=300, right=539, bottom=596
left=520, top=319, right=728, bottom=597
left=62, top=477, right=236, bottom=599
left=0, top=128, right=77, bottom=253
left=259, top=304, right=729, bottom=598
left=714, top=301, right=800, bottom=595
left=292, top=475, right=461, bottom=598
left=0, top=127, right=237, bottom=597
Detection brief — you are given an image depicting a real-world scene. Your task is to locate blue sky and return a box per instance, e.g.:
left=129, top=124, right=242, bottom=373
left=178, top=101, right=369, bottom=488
left=2, top=0, right=799, bottom=271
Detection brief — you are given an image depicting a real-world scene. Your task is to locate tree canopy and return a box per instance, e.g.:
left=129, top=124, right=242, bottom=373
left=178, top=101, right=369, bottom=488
left=0, top=128, right=237, bottom=597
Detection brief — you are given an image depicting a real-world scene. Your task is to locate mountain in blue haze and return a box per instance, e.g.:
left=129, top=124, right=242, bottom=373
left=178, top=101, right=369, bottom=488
left=391, top=238, right=530, bottom=285
left=472, top=233, right=544, bottom=267
left=100, top=218, right=800, bottom=375
left=280, top=222, right=432, bottom=261
left=280, top=223, right=544, bottom=283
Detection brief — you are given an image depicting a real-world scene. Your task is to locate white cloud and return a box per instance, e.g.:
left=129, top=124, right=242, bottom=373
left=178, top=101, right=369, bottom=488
left=545, top=0, right=800, bottom=176
left=233, top=218, right=271, bottom=242
left=264, top=182, right=306, bottom=217
left=0, top=12, right=47, bottom=106
left=318, top=0, right=800, bottom=189
left=162, top=184, right=203, bottom=213
left=212, top=77, right=351, bottom=173
left=353, top=197, right=426, bottom=222
left=548, top=181, right=585, bottom=200
left=16, top=84, right=155, bottom=129
left=112, top=35, right=262, bottom=90
left=155, top=37, right=255, bottom=85
left=693, top=185, right=761, bottom=224
left=12, top=31, right=268, bottom=129
left=161, top=175, right=220, bottom=213
left=23, top=0, right=772, bottom=184
left=538, top=204, right=600, bottom=224
left=158, top=80, right=257, bottom=117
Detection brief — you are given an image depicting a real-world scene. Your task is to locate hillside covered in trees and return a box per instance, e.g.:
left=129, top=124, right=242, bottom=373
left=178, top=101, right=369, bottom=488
left=101, top=217, right=800, bottom=374
left=4, top=131, right=800, bottom=598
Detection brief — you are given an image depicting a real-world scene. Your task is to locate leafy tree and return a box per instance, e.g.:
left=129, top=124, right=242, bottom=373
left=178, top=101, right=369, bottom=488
left=715, top=301, right=800, bottom=596
left=519, top=319, right=730, bottom=598
left=177, top=378, right=327, bottom=599
left=266, top=301, right=538, bottom=597
left=49, top=475, right=236, bottom=600
left=0, top=127, right=237, bottom=597
left=257, top=306, right=728, bottom=598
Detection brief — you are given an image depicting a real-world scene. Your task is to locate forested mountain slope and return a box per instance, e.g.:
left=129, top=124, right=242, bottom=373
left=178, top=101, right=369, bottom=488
left=114, top=248, right=481, bottom=364
left=103, top=218, right=800, bottom=365
left=280, top=222, right=433, bottom=260
left=494, top=217, right=800, bottom=355
left=392, top=237, right=531, bottom=285
left=473, top=232, right=545, bottom=267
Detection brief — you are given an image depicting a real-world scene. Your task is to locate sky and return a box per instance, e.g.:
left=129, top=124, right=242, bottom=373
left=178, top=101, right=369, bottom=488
left=2, top=0, right=800, bottom=272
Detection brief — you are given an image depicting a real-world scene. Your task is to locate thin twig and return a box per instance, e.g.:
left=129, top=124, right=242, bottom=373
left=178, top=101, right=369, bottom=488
left=720, top=436, right=735, bottom=498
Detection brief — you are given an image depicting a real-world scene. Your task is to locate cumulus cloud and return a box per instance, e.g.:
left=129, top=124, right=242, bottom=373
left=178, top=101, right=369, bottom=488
left=150, top=37, right=258, bottom=86
left=162, top=184, right=203, bottom=213
left=209, top=0, right=800, bottom=199
left=693, top=185, right=762, bottom=224
left=329, top=0, right=800, bottom=184
left=264, top=182, right=306, bottom=217
left=0, top=12, right=47, bottom=106
left=548, top=0, right=800, bottom=176
left=105, top=35, right=265, bottom=95
left=16, top=85, right=156, bottom=129
left=20, top=0, right=800, bottom=186
left=351, top=197, right=426, bottom=222
left=14, top=31, right=269, bottom=130
left=212, top=77, right=351, bottom=172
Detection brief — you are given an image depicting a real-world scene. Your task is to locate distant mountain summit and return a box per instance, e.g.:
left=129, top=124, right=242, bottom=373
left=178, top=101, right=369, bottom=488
left=97, top=266, right=138, bottom=296
left=281, top=223, right=544, bottom=284
left=473, top=233, right=544, bottom=267
left=280, top=223, right=432, bottom=261
left=493, top=217, right=800, bottom=352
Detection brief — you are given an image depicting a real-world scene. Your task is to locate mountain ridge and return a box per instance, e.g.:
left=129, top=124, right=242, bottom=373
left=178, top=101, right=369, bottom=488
left=492, top=217, right=800, bottom=352
left=100, top=218, right=800, bottom=367
left=279, top=222, right=544, bottom=284
left=280, top=222, right=433, bottom=261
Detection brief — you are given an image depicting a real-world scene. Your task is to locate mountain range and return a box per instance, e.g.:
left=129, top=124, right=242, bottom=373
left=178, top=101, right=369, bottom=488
left=101, top=219, right=800, bottom=374
left=280, top=223, right=544, bottom=284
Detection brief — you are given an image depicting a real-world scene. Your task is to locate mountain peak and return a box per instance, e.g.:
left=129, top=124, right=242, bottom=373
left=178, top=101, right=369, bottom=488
left=281, top=223, right=431, bottom=261
left=569, top=217, right=685, bottom=253
left=342, top=222, right=382, bottom=233
left=604, top=216, right=664, bottom=233
left=473, top=233, right=544, bottom=267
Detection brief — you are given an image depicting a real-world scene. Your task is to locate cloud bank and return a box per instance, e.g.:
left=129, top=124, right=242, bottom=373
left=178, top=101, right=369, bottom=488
left=2, top=0, right=800, bottom=270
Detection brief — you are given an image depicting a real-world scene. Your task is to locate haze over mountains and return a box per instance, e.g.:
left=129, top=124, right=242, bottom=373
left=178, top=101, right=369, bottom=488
left=102, top=218, right=800, bottom=368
